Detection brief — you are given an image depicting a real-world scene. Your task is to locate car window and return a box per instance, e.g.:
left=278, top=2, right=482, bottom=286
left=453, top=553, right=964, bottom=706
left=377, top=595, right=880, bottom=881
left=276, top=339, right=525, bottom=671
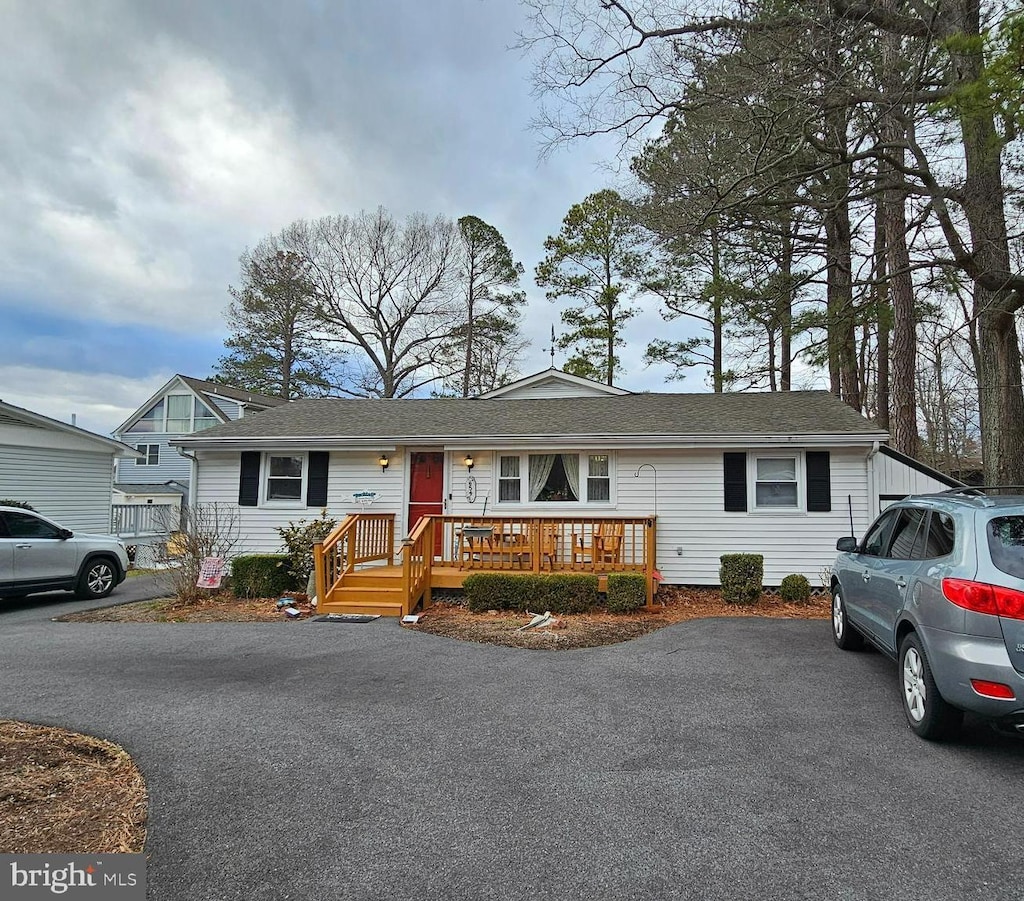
left=2, top=512, right=63, bottom=539
left=889, top=508, right=927, bottom=560
left=987, top=516, right=1024, bottom=579
left=922, top=512, right=955, bottom=558
left=862, top=509, right=900, bottom=556
left=0, top=516, right=9, bottom=538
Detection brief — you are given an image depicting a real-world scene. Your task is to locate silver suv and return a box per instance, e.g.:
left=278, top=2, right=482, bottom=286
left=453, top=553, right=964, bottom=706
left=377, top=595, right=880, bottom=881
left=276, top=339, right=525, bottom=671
left=0, top=506, right=130, bottom=601
left=832, top=488, right=1024, bottom=740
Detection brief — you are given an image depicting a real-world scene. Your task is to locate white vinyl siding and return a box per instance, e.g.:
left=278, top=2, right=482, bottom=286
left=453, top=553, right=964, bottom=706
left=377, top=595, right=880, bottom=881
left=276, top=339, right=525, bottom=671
left=0, top=444, right=115, bottom=533
left=193, top=444, right=874, bottom=586
left=873, top=450, right=957, bottom=510
left=193, top=450, right=408, bottom=556
left=491, top=378, right=620, bottom=399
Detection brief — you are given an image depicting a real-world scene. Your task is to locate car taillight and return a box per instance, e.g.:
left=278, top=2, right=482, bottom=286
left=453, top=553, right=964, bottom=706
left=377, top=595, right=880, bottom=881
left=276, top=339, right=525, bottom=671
left=942, top=578, right=1024, bottom=620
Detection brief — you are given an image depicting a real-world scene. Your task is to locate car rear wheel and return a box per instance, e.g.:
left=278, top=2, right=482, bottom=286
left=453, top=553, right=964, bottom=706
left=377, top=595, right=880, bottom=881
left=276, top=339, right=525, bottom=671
left=899, top=633, right=962, bottom=740
left=832, top=586, right=864, bottom=650
left=76, top=558, right=117, bottom=600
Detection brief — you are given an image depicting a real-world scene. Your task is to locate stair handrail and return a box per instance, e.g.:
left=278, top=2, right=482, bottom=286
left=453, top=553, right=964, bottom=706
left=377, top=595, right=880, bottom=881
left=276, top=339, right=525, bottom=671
left=401, top=515, right=434, bottom=616
left=314, top=513, right=396, bottom=605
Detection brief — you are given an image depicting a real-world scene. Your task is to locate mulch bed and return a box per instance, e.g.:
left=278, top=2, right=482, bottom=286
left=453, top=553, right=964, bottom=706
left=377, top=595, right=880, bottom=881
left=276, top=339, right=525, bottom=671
left=57, top=594, right=317, bottom=623
left=409, top=586, right=830, bottom=650
left=0, top=721, right=147, bottom=854
left=58, top=588, right=828, bottom=649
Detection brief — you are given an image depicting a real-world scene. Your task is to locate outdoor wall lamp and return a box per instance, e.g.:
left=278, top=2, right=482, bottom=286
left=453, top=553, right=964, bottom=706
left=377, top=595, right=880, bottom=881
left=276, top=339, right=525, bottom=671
left=463, top=453, right=474, bottom=472
left=378, top=454, right=390, bottom=473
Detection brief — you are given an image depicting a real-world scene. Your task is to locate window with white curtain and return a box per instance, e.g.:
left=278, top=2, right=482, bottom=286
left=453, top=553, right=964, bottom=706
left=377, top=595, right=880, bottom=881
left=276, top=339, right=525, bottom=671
left=496, top=453, right=612, bottom=504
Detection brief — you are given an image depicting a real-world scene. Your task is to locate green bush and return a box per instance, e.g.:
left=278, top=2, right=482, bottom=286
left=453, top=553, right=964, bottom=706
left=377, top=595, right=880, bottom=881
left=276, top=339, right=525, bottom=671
left=779, top=573, right=811, bottom=603
left=277, top=511, right=338, bottom=584
left=230, top=554, right=296, bottom=599
left=606, top=573, right=647, bottom=613
left=464, top=573, right=599, bottom=615
left=0, top=499, right=34, bottom=510
left=719, top=553, right=764, bottom=605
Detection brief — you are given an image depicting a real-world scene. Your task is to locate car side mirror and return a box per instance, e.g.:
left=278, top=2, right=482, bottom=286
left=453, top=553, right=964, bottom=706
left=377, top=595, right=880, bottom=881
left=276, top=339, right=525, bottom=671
left=836, top=536, right=858, bottom=553
left=59, top=528, right=74, bottom=540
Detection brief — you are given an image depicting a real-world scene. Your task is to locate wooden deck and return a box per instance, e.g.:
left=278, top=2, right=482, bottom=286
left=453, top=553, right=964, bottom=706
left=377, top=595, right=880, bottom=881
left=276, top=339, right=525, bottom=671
left=313, top=513, right=658, bottom=618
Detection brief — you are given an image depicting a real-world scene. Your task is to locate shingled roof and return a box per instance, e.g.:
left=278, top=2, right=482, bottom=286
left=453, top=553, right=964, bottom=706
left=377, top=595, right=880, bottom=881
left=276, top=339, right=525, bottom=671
left=175, top=390, right=886, bottom=446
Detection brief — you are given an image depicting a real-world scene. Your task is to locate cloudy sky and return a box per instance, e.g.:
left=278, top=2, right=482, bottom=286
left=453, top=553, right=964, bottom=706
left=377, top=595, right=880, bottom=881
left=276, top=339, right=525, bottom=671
left=0, top=0, right=692, bottom=437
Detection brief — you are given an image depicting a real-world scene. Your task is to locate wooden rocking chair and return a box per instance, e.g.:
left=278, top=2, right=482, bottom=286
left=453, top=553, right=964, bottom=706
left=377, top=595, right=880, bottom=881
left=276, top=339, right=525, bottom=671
left=571, top=521, right=624, bottom=566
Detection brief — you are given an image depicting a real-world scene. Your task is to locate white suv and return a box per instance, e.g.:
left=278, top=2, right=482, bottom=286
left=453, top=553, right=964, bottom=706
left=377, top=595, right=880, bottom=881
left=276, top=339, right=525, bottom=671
left=0, top=506, right=130, bottom=601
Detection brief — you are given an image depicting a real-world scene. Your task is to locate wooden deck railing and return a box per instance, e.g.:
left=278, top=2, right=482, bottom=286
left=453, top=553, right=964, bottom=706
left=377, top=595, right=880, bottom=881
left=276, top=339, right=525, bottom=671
left=433, top=515, right=654, bottom=571
left=401, top=515, right=434, bottom=615
left=314, top=512, right=395, bottom=603
left=314, top=513, right=658, bottom=612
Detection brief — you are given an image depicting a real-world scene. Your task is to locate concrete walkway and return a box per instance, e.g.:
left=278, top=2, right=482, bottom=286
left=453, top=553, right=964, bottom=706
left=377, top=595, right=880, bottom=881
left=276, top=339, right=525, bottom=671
left=1, top=601, right=1022, bottom=900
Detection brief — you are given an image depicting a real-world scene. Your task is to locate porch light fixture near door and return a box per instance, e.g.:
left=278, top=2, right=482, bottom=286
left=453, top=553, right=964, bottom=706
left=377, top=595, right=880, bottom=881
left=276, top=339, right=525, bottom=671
left=463, top=453, right=474, bottom=472
left=378, top=454, right=390, bottom=473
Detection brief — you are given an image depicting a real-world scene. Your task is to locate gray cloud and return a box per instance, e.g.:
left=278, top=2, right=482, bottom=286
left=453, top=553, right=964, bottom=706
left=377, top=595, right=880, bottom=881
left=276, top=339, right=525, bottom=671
left=0, top=0, right=695, bottom=432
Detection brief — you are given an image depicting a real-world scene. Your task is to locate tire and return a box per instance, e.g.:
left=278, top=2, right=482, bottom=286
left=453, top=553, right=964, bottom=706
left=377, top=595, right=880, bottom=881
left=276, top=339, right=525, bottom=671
left=832, top=585, right=864, bottom=651
left=899, top=633, right=963, bottom=741
left=75, top=557, right=118, bottom=600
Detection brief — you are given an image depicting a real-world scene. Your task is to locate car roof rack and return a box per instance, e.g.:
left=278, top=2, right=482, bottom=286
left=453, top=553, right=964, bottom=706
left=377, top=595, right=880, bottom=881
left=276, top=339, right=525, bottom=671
left=929, top=486, right=1024, bottom=506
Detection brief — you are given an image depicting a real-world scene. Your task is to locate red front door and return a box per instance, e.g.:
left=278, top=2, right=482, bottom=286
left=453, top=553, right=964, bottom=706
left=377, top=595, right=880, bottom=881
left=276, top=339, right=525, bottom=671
left=408, top=451, right=445, bottom=556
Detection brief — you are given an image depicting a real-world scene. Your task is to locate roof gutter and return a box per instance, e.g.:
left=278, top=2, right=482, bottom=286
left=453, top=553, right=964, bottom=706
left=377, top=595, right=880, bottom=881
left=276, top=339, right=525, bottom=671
left=173, top=433, right=887, bottom=451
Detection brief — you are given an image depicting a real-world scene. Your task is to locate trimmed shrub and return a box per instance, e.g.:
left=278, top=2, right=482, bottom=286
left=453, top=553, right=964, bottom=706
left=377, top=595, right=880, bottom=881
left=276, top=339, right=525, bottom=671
left=719, top=553, right=763, bottom=605
left=779, top=573, right=812, bottom=603
left=606, top=573, right=647, bottom=614
left=0, top=499, right=34, bottom=510
left=277, top=511, right=338, bottom=584
left=230, top=554, right=296, bottom=599
left=464, top=573, right=599, bottom=615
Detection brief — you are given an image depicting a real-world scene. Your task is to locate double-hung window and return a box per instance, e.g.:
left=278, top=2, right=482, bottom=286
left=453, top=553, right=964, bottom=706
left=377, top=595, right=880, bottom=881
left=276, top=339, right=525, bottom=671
left=498, top=456, right=521, bottom=502
left=753, top=456, right=799, bottom=509
left=265, top=454, right=305, bottom=501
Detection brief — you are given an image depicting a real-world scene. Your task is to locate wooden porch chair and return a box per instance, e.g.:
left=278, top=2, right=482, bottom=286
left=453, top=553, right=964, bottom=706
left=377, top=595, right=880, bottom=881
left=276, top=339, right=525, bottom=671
left=502, top=522, right=559, bottom=570
left=571, top=521, right=624, bottom=565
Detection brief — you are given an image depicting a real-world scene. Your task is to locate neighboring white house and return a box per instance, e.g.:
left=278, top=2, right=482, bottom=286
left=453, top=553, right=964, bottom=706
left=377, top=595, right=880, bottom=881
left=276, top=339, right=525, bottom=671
left=173, top=368, right=963, bottom=586
left=0, top=400, right=141, bottom=533
left=113, top=375, right=287, bottom=506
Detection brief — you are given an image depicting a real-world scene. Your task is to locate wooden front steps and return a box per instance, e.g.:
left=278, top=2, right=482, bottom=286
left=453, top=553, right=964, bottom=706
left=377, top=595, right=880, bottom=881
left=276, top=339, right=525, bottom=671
left=317, top=564, right=407, bottom=617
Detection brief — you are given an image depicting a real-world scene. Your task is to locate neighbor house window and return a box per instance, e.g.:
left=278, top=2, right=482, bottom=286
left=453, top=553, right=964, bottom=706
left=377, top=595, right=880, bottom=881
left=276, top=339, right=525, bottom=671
left=265, top=454, right=304, bottom=501
left=164, top=395, right=193, bottom=432
left=498, top=456, right=521, bottom=502
left=131, top=394, right=221, bottom=434
left=193, top=402, right=218, bottom=431
left=497, top=453, right=612, bottom=504
left=135, top=444, right=159, bottom=466
left=754, top=456, right=798, bottom=508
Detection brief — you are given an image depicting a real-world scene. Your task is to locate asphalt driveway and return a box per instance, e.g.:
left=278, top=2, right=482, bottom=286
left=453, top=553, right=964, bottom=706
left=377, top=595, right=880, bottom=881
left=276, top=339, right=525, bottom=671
left=2, top=599, right=1022, bottom=900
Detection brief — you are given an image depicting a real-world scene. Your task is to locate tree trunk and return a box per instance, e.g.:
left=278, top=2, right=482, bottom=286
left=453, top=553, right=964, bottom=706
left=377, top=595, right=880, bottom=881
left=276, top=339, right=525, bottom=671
left=873, top=189, right=891, bottom=432
left=711, top=229, right=724, bottom=393
left=951, top=0, right=1024, bottom=484
left=780, top=217, right=793, bottom=392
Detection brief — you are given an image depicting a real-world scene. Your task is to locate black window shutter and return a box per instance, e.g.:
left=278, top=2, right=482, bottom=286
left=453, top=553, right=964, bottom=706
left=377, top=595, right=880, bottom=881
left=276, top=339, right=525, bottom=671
left=307, top=452, right=329, bottom=507
left=238, top=452, right=261, bottom=506
left=723, top=452, right=747, bottom=512
left=806, top=451, right=832, bottom=512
